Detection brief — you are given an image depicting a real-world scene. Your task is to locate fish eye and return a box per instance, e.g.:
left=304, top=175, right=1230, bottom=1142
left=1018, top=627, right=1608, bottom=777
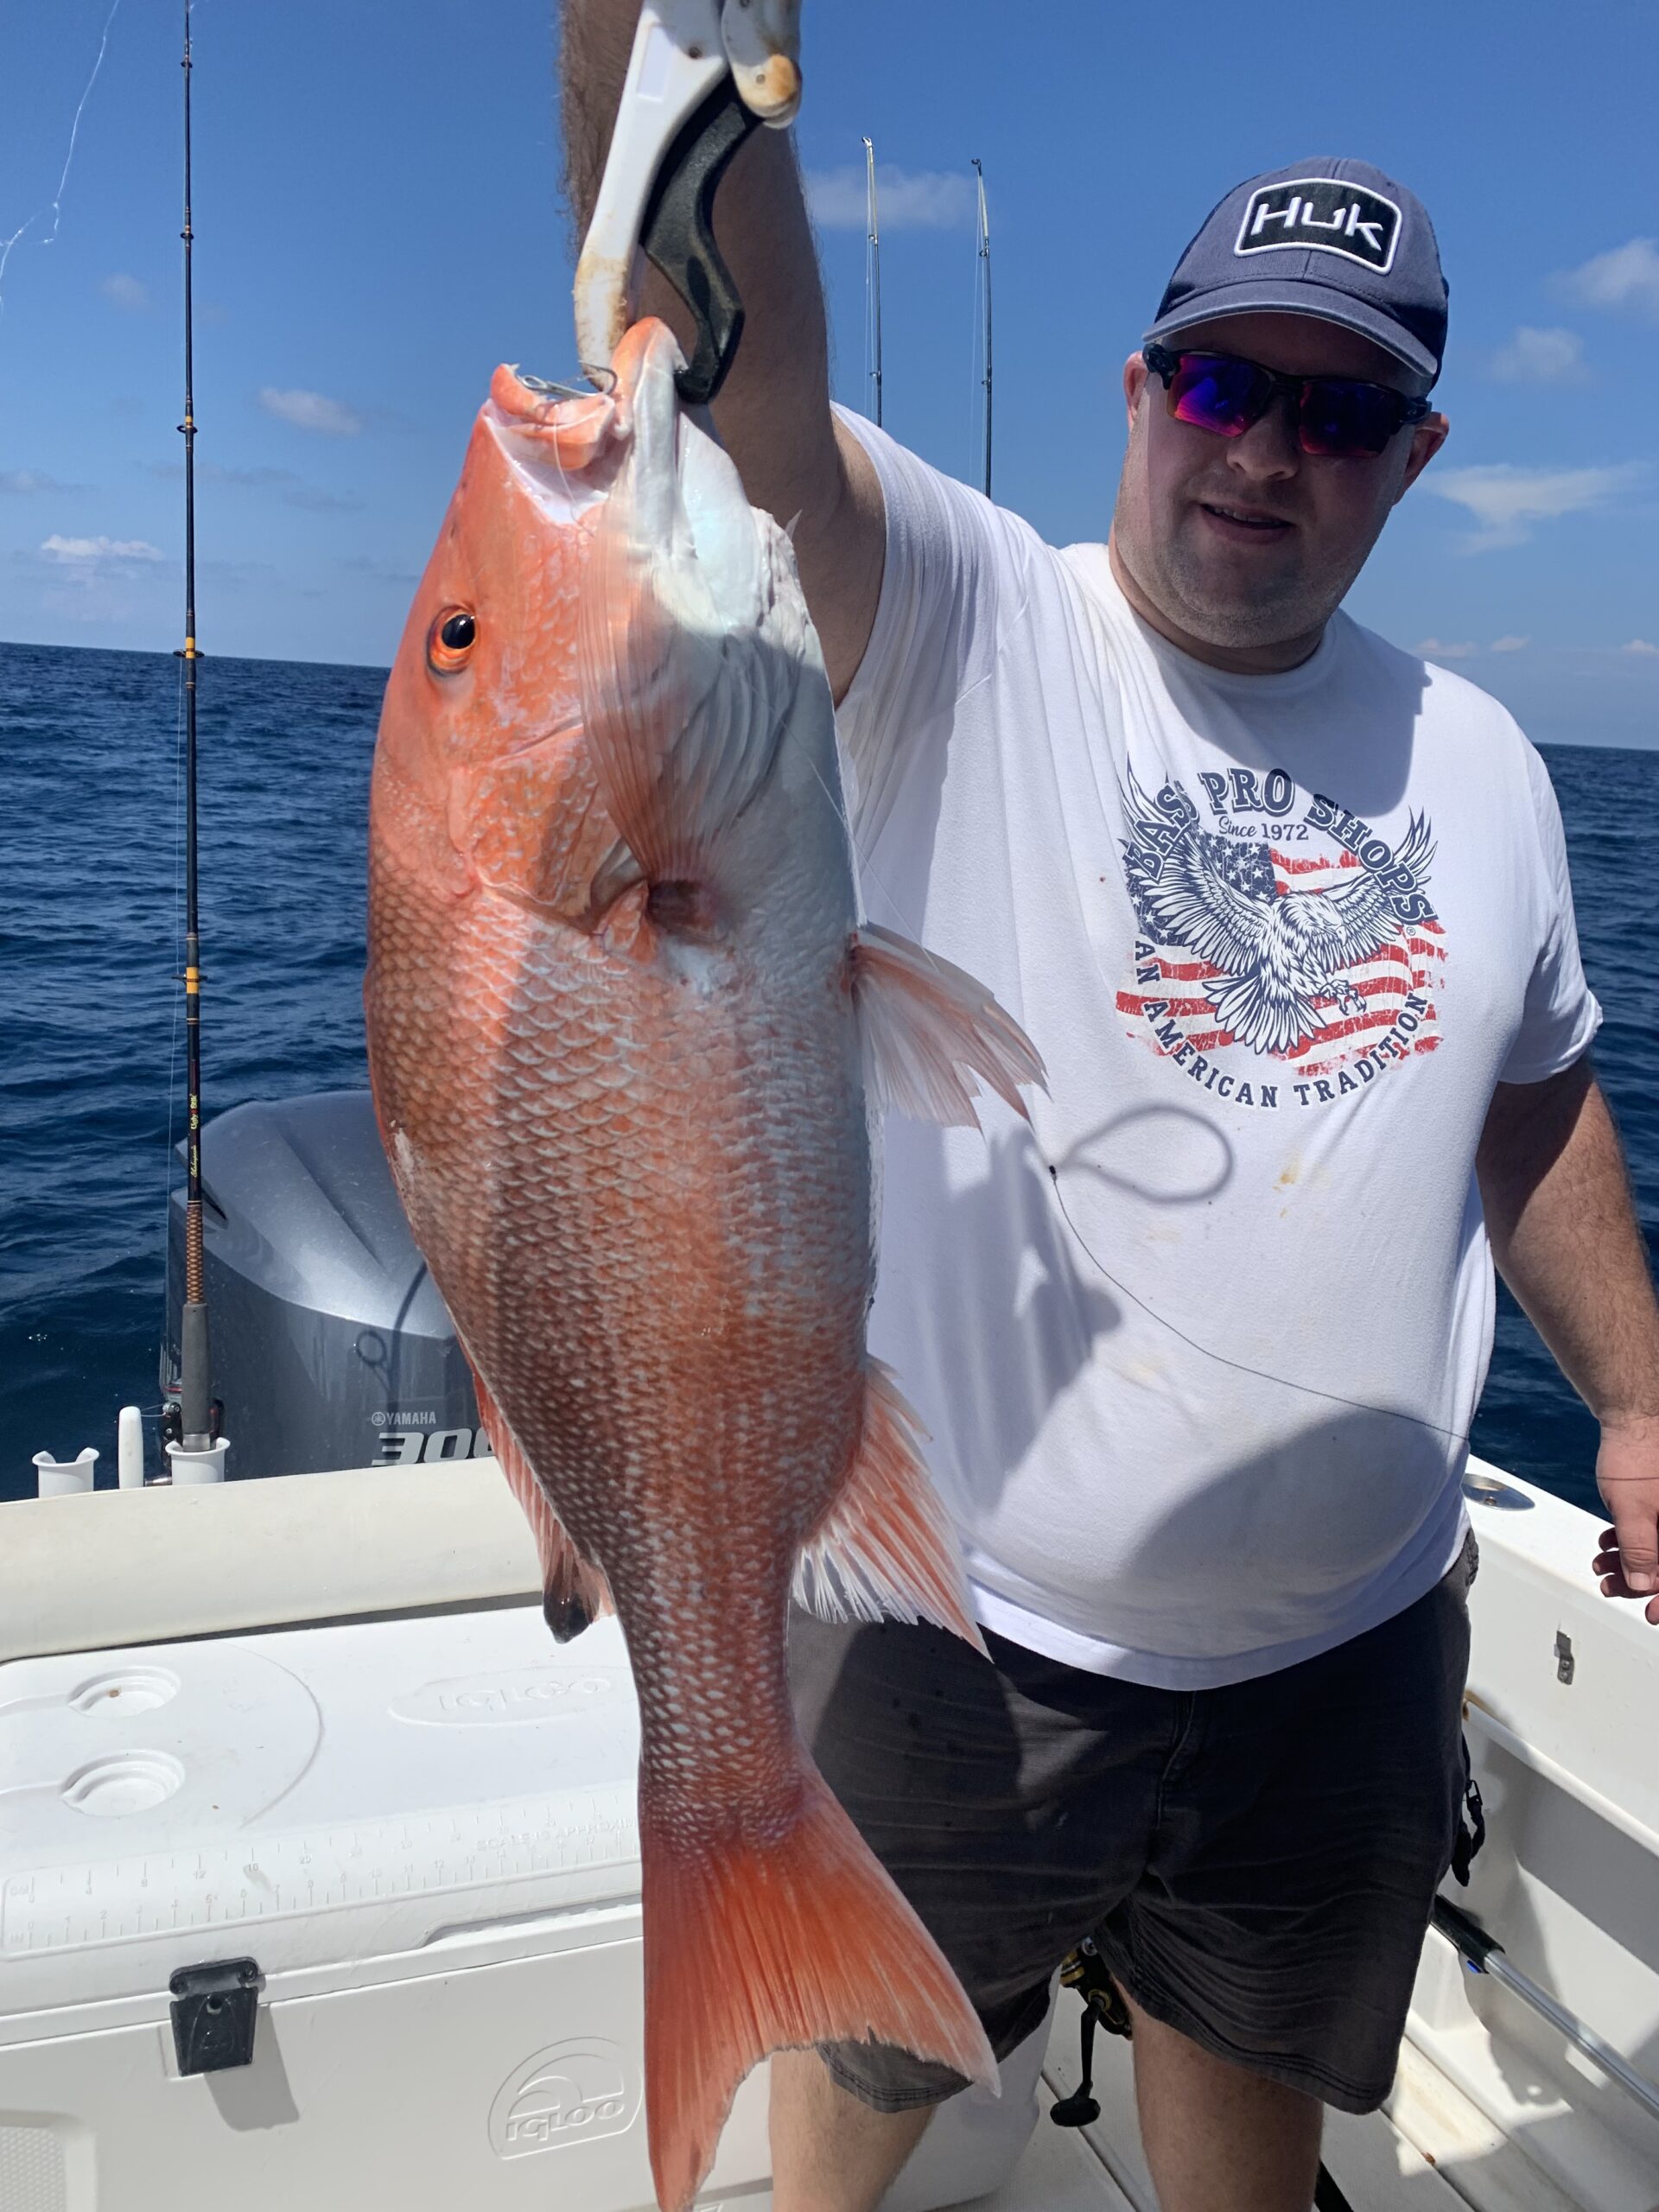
left=427, top=606, right=477, bottom=673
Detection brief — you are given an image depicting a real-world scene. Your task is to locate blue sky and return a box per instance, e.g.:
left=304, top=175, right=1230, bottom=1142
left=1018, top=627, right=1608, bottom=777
left=3, top=0, right=1657, bottom=744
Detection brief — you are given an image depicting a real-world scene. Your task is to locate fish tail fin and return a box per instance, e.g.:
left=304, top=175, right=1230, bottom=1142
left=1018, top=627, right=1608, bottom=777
left=851, top=924, right=1046, bottom=1128
left=640, top=1763, right=996, bottom=2212
left=794, top=1359, right=986, bottom=1655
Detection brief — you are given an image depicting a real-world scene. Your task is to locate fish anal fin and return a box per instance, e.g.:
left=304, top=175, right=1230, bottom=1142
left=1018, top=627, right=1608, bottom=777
left=793, top=1361, right=987, bottom=1656
left=850, top=924, right=1046, bottom=1130
left=469, top=1367, right=613, bottom=1643
left=642, top=1763, right=995, bottom=2211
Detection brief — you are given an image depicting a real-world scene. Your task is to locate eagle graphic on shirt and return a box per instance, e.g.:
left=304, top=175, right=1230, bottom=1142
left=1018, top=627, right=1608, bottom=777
left=1120, top=772, right=1440, bottom=1058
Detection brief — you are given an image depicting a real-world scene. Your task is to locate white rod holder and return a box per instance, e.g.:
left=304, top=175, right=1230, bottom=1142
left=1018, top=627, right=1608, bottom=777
left=166, top=1436, right=229, bottom=1486
left=34, top=1448, right=98, bottom=1499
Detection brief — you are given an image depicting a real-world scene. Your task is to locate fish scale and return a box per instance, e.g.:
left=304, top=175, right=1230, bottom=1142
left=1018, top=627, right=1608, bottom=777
left=365, top=317, right=1044, bottom=2210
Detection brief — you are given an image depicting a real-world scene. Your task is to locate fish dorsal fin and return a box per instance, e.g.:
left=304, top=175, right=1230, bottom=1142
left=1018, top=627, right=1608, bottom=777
left=469, top=1365, right=613, bottom=1642
left=575, top=324, right=799, bottom=885
left=793, top=1360, right=985, bottom=1655
left=850, top=924, right=1046, bottom=1128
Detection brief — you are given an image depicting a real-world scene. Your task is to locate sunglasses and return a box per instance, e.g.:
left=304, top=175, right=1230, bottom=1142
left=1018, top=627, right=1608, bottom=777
left=1143, top=342, right=1433, bottom=459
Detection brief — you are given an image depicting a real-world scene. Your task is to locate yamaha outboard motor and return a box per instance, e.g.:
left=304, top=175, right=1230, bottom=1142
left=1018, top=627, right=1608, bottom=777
left=162, top=1090, right=484, bottom=1478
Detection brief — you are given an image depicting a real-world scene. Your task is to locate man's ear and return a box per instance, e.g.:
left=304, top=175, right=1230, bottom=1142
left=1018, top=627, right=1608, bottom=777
left=1123, top=352, right=1150, bottom=434
left=1397, top=413, right=1450, bottom=500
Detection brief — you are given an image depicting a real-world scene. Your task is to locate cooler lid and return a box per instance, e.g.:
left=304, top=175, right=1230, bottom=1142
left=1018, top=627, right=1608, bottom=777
left=0, top=1605, right=641, bottom=2018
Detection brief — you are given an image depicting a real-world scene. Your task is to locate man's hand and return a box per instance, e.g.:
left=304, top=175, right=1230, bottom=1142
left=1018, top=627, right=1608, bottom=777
left=560, top=0, right=884, bottom=702
left=1593, top=1417, right=1659, bottom=1623
left=1478, top=1058, right=1659, bottom=1623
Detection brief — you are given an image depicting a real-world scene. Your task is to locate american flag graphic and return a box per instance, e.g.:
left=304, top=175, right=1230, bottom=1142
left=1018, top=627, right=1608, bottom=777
left=1116, top=774, right=1446, bottom=1079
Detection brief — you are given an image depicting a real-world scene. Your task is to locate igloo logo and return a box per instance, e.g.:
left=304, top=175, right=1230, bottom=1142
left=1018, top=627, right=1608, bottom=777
left=489, top=2038, right=639, bottom=2158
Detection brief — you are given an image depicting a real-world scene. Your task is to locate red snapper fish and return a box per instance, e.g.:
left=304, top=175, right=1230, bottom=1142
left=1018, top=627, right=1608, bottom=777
left=365, top=316, right=1044, bottom=2210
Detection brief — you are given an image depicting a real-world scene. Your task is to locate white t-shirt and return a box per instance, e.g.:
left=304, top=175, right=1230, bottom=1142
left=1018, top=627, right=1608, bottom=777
left=835, top=412, right=1601, bottom=1689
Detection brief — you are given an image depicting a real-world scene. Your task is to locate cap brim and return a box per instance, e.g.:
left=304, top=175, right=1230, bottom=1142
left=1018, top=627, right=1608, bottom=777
left=1143, top=283, right=1438, bottom=384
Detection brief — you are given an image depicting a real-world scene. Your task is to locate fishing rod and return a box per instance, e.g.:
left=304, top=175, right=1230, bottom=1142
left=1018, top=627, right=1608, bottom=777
left=972, top=156, right=991, bottom=498
left=173, top=0, right=213, bottom=1458
left=862, top=135, right=882, bottom=428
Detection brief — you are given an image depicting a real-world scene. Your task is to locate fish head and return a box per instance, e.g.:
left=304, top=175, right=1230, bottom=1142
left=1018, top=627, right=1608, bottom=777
left=372, top=358, right=635, bottom=919
left=373, top=315, right=842, bottom=975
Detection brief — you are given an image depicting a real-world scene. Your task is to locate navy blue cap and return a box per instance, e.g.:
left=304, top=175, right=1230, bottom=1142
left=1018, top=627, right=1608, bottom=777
left=1144, top=159, right=1448, bottom=387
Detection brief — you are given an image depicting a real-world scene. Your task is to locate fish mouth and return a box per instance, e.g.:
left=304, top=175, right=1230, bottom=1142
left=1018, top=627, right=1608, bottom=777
left=485, top=364, right=624, bottom=522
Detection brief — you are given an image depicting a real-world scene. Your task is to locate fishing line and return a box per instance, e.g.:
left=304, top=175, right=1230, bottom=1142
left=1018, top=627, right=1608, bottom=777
left=788, top=714, right=1473, bottom=1456
left=1044, top=1158, right=1474, bottom=1452
left=789, top=699, right=1473, bottom=1455
left=749, top=450, right=1472, bottom=1457
left=505, top=383, right=1474, bottom=1462
left=0, top=0, right=124, bottom=312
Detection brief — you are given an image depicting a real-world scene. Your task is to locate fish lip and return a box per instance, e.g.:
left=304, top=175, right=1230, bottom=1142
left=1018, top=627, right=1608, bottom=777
left=489, top=361, right=613, bottom=432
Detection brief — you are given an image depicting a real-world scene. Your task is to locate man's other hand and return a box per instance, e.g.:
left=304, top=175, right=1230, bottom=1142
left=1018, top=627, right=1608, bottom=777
left=1478, top=1061, right=1659, bottom=1629
left=1593, top=1417, right=1659, bottom=1623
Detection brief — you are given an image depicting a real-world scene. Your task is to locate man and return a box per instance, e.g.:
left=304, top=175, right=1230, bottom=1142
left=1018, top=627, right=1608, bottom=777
left=563, top=19, right=1659, bottom=2211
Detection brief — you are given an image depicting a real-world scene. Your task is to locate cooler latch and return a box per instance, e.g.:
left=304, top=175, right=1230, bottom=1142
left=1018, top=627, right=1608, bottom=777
left=169, top=1956, right=264, bottom=2074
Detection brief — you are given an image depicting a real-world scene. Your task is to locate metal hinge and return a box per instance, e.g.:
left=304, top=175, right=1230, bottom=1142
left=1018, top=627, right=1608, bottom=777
left=1554, top=1630, right=1575, bottom=1685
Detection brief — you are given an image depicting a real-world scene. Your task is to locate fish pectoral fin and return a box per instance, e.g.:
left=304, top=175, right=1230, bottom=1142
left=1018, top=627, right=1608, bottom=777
left=850, top=924, right=1046, bottom=1130
left=793, top=1360, right=986, bottom=1655
left=470, top=1368, right=613, bottom=1642
left=640, top=1763, right=995, bottom=2212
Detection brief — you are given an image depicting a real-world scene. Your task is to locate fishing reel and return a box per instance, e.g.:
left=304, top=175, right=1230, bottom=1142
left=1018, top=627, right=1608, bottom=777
left=157, top=1397, right=224, bottom=1451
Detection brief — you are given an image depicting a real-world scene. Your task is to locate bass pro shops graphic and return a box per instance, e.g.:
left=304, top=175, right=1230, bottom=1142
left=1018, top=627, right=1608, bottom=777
left=1118, top=769, right=1445, bottom=1112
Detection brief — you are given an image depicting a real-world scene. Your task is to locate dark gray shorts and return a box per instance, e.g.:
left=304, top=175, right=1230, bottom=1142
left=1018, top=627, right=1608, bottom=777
left=787, top=1534, right=1476, bottom=2116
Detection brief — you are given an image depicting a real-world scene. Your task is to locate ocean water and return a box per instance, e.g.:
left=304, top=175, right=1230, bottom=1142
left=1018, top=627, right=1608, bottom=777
left=2, top=639, right=1655, bottom=1516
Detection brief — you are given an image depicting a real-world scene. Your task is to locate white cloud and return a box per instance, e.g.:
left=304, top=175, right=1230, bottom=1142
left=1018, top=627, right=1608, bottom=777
left=804, top=163, right=974, bottom=232
left=257, top=385, right=363, bottom=435
left=38, top=533, right=167, bottom=604
left=1414, top=638, right=1480, bottom=660
left=1622, top=638, right=1659, bottom=657
left=1421, top=461, right=1643, bottom=550
left=100, top=272, right=149, bottom=313
left=41, top=533, right=164, bottom=564
left=1558, top=237, right=1659, bottom=321
left=0, top=469, right=71, bottom=494
left=1490, top=635, right=1530, bottom=652
left=1489, top=326, right=1586, bottom=383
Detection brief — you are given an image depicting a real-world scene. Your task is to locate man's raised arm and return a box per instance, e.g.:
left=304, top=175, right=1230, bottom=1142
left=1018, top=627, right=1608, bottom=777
left=560, top=2, right=884, bottom=702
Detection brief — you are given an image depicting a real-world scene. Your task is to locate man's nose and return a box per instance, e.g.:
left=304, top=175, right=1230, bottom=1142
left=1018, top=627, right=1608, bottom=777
left=1225, top=395, right=1301, bottom=482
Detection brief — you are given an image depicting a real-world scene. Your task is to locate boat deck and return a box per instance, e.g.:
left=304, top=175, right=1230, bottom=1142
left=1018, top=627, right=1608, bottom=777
left=3, top=1462, right=1655, bottom=2212
left=969, top=1993, right=1535, bottom=2212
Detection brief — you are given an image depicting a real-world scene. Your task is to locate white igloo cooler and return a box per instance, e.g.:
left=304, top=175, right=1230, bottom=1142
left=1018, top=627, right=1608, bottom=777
left=0, top=1602, right=1046, bottom=2211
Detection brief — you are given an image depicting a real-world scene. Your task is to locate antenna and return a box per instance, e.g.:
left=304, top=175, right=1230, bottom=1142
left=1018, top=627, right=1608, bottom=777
left=972, top=156, right=992, bottom=498
left=862, top=136, right=882, bottom=427
left=175, top=0, right=213, bottom=1455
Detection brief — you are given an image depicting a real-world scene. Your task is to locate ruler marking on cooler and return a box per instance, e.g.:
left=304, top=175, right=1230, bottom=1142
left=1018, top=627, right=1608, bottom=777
left=1, top=1787, right=639, bottom=1955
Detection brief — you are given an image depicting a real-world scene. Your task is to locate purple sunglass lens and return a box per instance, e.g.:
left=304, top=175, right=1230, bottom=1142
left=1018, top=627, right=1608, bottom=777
left=1166, top=354, right=1268, bottom=438
left=1297, top=380, right=1400, bottom=457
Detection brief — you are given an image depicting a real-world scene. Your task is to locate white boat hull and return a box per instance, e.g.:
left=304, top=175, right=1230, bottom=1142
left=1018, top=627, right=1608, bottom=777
left=1, top=1459, right=1654, bottom=2210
